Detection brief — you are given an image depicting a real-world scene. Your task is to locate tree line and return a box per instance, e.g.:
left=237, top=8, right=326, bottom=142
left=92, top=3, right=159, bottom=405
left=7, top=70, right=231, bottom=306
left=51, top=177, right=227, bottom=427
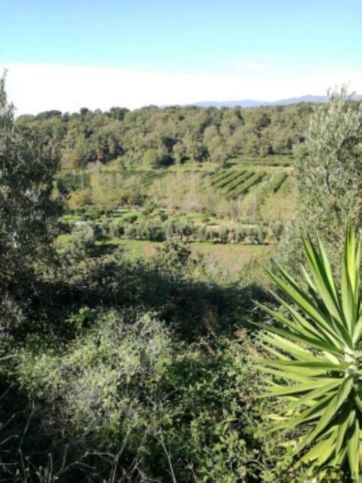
left=0, top=74, right=361, bottom=480
left=16, top=102, right=317, bottom=169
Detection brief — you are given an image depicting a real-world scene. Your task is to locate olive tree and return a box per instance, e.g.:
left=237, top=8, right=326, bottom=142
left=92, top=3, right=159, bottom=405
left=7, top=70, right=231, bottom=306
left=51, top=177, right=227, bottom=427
left=278, top=88, right=362, bottom=273
left=0, top=73, right=60, bottom=333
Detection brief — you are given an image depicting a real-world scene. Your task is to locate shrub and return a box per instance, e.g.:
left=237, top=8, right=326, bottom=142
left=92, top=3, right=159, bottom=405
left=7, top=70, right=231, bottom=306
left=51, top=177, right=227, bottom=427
left=109, top=218, right=125, bottom=238
left=122, top=212, right=138, bottom=224
left=65, top=223, right=96, bottom=259
left=258, top=227, right=361, bottom=480
left=17, top=312, right=292, bottom=481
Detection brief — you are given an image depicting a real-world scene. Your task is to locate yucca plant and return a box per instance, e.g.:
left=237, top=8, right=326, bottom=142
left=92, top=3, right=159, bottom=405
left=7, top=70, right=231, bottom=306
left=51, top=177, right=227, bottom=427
left=259, top=226, right=361, bottom=480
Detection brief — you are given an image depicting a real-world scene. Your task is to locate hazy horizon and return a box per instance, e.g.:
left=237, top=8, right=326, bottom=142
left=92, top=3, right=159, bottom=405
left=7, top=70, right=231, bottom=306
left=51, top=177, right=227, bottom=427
left=2, top=0, right=362, bottom=113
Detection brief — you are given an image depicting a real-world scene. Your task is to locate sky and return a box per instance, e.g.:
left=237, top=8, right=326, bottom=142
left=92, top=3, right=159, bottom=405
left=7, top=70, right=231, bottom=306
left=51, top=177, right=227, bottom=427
left=1, top=0, right=362, bottom=113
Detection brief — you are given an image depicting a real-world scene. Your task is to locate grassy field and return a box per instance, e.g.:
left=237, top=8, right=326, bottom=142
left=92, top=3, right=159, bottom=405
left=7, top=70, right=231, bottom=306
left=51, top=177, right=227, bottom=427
left=57, top=232, right=270, bottom=281
left=104, top=238, right=270, bottom=280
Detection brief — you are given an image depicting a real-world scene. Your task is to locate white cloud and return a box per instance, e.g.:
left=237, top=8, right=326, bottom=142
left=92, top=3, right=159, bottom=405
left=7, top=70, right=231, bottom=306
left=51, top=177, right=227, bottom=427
left=1, top=63, right=362, bottom=114
left=229, top=59, right=274, bottom=73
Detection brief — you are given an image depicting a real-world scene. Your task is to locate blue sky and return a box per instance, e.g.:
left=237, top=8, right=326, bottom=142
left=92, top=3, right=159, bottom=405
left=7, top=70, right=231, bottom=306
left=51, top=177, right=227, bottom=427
left=1, top=0, right=362, bottom=112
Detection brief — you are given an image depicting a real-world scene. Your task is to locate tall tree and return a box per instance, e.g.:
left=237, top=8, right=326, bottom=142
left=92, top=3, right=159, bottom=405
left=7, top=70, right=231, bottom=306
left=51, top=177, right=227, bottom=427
left=0, top=73, right=60, bottom=334
left=278, top=88, right=362, bottom=273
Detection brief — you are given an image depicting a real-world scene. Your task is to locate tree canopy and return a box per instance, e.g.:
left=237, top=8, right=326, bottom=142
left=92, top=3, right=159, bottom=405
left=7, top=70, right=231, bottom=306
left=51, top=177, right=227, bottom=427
left=16, top=102, right=316, bottom=169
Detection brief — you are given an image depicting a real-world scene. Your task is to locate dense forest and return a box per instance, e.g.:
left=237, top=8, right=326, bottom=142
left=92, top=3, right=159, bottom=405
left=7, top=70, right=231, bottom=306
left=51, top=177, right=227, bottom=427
left=0, top=75, right=361, bottom=482
left=16, top=103, right=314, bottom=169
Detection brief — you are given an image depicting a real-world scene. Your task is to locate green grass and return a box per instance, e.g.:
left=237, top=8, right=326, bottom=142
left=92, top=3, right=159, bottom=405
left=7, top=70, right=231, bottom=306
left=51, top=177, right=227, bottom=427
left=188, top=242, right=270, bottom=280
left=60, top=214, right=82, bottom=222
left=108, top=239, right=270, bottom=274
left=106, top=239, right=163, bottom=260
left=57, top=230, right=270, bottom=273
left=110, top=239, right=271, bottom=283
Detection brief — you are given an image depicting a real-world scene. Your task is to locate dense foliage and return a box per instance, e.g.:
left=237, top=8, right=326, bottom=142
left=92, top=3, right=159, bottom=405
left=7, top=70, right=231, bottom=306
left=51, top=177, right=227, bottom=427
left=0, top=74, right=60, bottom=346
left=278, top=89, right=362, bottom=272
left=16, top=103, right=314, bottom=169
left=0, top=75, right=360, bottom=481
left=0, top=76, right=290, bottom=481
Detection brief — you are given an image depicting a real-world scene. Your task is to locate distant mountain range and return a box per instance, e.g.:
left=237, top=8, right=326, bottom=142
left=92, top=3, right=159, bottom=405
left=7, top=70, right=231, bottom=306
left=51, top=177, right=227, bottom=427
left=193, top=94, right=362, bottom=108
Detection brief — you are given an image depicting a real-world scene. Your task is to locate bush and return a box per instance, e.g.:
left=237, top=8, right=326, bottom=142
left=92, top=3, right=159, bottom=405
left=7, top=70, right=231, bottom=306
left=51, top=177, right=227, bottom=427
left=109, top=218, right=125, bottom=238
left=16, top=310, right=292, bottom=481
left=66, top=224, right=97, bottom=258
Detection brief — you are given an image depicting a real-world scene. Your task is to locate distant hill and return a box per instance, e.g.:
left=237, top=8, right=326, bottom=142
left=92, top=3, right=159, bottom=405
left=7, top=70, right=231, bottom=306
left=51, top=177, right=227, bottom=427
left=193, top=94, right=362, bottom=108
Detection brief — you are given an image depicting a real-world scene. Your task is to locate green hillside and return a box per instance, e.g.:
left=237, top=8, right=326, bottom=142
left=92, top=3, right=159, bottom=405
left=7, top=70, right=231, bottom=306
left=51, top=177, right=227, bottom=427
left=15, top=103, right=311, bottom=279
left=2, top=69, right=361, bottom=481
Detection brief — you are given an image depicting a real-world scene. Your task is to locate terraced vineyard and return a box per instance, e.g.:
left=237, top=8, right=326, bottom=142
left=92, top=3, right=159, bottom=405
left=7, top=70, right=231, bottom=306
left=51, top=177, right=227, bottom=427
left=58, top=161, right=295, bottom=227
left=140, top=169, right=169, bottom=186
left=208, top=168, right=289, bottom=198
